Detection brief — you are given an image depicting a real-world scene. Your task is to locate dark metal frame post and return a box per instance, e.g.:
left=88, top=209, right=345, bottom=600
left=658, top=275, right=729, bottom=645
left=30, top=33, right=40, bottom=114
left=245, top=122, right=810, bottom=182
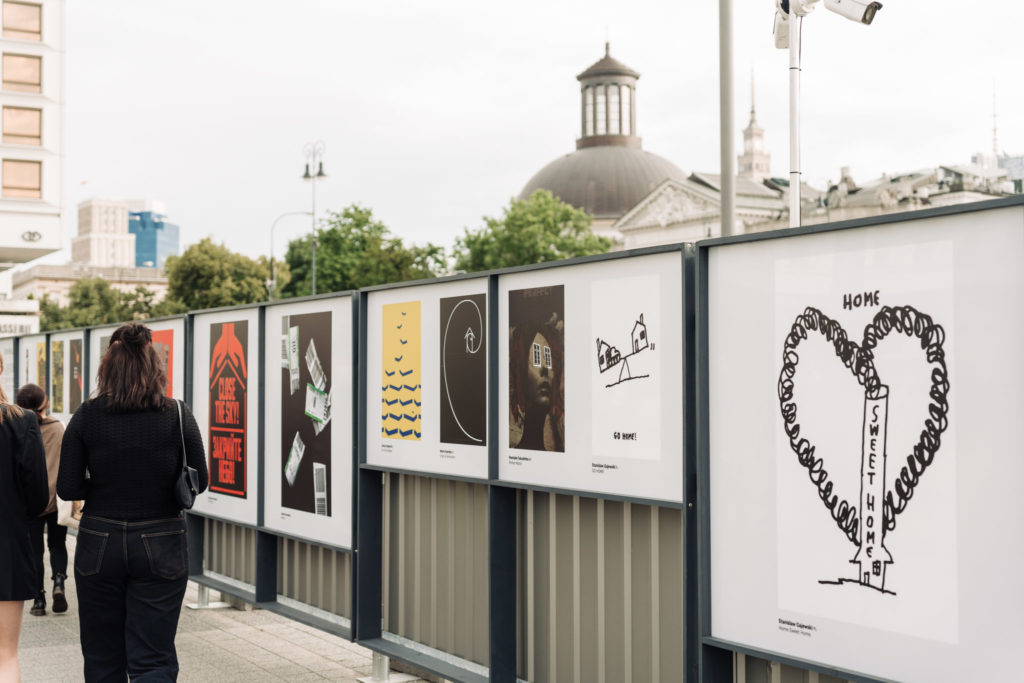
left=354, top=291, right=383, bottom=641
left=254, top=306, right=278, bottom=603
left=488, top=274, right=516, bottom=682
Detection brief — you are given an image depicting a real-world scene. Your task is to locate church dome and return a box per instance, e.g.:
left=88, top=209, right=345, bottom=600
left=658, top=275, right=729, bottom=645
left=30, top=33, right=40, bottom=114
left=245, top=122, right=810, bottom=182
left=519, top=146, right=685, bottom=220
left=519, top=43, right=685, bottom=220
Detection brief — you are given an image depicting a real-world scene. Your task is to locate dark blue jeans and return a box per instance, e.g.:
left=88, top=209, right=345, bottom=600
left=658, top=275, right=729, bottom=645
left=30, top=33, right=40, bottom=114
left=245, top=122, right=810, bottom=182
left=75, top=514, right=189, bottom=682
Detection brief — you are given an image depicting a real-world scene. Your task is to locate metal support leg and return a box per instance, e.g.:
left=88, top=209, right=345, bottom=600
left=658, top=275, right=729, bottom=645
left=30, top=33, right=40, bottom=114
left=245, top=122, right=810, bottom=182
left=186, top=582, right=232, bottom=610
left=372, top=652, right=390, bottom=681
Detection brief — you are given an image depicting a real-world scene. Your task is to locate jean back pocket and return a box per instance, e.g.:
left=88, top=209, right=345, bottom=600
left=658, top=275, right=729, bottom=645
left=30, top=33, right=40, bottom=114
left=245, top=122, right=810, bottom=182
left=74, top=527, right=109, bottom=577
left=141, top=529, right=187, bottom=580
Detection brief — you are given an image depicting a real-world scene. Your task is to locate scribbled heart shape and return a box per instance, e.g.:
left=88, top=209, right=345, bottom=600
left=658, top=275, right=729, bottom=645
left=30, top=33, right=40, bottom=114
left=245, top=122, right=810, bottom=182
left=777, top=306, right=950, bottom=545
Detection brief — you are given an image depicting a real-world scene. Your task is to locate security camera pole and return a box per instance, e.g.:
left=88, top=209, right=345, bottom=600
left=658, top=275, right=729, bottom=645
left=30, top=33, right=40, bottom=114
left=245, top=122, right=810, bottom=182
left=775, top=0, right=882, bottom=228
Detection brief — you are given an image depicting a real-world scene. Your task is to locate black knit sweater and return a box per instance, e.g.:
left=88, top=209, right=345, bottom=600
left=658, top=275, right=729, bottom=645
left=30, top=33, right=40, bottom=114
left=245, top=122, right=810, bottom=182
left=57, top=396, right=209, bottom=520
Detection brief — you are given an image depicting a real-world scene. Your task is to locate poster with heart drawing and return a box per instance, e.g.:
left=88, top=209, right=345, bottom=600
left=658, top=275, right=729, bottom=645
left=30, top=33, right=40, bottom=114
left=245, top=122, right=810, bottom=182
left=773, top=239, right=958, bottom=643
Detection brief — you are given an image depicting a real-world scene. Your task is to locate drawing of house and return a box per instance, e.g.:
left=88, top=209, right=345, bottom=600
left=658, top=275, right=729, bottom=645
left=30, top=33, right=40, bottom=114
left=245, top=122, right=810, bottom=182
left=596, top=338, right=621, bottom=373
left=631, top=314, right=648, bottom=353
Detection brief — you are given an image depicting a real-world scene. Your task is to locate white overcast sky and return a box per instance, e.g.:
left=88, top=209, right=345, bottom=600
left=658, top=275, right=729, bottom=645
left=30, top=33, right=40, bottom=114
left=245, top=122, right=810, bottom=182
left=60, top=0, right=1024, bottom=262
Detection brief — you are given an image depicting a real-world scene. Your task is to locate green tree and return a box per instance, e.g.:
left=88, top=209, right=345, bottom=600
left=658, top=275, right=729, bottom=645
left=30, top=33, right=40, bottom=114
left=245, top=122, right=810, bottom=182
left=452, top=189, right=611, bottom=273
left=281, top=205, right=445, bottom=297
left=164, top=238, right=280, bottom=310
left=38, top=279, right=166, bottom=331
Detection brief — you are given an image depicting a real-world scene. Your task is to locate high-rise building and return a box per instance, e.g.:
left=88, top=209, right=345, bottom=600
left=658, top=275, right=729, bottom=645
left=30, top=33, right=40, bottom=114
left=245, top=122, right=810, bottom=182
left=0, top=0, right=66, bottom=270
left=128, top=199, right=179, bottom=268
left=70, top=198, right=136, bottom=267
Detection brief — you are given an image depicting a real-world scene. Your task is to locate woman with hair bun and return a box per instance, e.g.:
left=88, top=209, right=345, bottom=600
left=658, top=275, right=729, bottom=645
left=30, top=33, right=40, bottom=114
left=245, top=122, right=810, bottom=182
left=0, top=351, right=48, bottom=682
left=58, top=322, right=208, bottom=682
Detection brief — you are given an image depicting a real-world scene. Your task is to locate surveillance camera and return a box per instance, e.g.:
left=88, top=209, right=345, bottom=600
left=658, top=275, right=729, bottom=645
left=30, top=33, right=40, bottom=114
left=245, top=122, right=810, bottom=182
left=773, top=7, right=789, bottom=49
left=824, top=0, right=882, bottom=24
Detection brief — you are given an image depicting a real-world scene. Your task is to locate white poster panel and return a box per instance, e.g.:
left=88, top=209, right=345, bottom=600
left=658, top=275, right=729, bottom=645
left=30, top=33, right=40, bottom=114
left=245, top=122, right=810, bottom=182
left=366, top=278, right=489, bottom=480
left=498, top=251, right=683, bottom=502
left=707, top=204, right=1024, bottom=682
left=190, top=309, right=260, bottom=526
left=88, top=319, right=185, bottom=401
left=0, top=337, right=14, bottom=401
left=19, top=334, right=45, bottom=389
left=48, top=331, right=85, bottom=424
left=264, top=296, right=353, bottom=548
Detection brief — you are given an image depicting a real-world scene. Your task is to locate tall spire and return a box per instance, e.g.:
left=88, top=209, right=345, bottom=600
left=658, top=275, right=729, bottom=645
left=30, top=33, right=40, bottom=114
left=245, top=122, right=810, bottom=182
left=738, top=68, right=770, bottom=182
left=749, top=68, right=757, bottom=123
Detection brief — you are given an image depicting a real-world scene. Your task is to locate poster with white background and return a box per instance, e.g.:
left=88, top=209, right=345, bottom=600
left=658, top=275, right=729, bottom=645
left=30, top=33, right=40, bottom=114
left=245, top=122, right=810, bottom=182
left=366, top=278, right=489, bottom=480
left=264, top=296, right=353, bottom=548
left=707, top=203, right=1024, bottom=682
left=88, top=318, right=185, bottom=401
left=0, top=337, right=14, bottom=401
left=498, top=250, right=683, bottom=502
left=190, top=309, right=260, bottom=526
left=19, top=334, right=45, bottom=389
left=48, top=330, right=85, bottom=423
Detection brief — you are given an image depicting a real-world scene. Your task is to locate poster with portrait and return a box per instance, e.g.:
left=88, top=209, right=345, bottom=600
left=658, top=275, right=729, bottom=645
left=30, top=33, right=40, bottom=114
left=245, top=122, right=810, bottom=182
left=498, top=251, right=684, bottom=502
left=19, top=334, right=45, bottom=389
left=366, top=278, right=489, bottom=480
left=0, top=337, right=14, bottom=401
left=264, top=296, right=353, bottom=548
left=705, top=203, right=1024, bottom=682
left=190, top=309, right=260, bottom=526
left=89, top=318, right=185, bottom=401
left=48, top=331, right=85, bottom=423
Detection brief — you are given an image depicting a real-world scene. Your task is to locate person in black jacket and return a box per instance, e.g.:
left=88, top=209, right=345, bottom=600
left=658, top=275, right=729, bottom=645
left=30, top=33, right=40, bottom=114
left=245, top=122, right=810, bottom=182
left=0, top=351, right=48, bottom=682
left=58, top=323, right=208, bottom=682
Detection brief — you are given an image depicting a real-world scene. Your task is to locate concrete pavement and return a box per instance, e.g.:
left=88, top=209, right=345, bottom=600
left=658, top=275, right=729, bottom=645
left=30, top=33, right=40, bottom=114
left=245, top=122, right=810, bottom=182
left=19, top=531, right=425, bottom=682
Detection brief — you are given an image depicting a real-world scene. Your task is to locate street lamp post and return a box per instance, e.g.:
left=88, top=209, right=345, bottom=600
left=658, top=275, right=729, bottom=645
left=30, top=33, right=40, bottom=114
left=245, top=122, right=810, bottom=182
left=303, top=141, right=327, bottom=295
left=267, top=210, right=312, bottom=300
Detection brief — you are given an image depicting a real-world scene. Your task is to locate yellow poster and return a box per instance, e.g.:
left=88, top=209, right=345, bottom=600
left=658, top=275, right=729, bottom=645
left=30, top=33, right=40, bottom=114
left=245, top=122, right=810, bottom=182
left=381, top=301, right=421, bottom=440
left=36, top=342, right=46, bottom=385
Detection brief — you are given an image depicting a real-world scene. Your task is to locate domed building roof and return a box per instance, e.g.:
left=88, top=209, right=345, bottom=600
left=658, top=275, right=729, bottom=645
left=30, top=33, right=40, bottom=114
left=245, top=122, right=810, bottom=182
left=520, top=146, right=686, bottom=220
left=519, top=43, right=686, bottom=222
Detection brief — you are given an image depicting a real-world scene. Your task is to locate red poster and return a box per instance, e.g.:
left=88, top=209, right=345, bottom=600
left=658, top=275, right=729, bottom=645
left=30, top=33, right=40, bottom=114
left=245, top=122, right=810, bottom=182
left=208, top=321, right=248, bottom=497
left=151, top=329, right=174, bottom=397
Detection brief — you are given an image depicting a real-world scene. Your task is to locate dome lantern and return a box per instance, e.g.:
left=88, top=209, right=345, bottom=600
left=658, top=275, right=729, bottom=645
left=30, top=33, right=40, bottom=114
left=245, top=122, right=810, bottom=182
left=576, top=42, right=641, bottom=149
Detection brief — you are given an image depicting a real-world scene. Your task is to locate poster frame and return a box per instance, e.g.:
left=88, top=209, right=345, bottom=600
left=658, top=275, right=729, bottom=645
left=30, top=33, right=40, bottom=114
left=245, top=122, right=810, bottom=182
left=362, top=274, right=492, bottom=482
left=47, top=328, right=86, bottom=422
left=492, top=243, right=688, bottom=508
left=695, top=195, right=1024, bottom=683
left=187, top=302, right=263, bottom=528
left=261, top=291, right=357, bottom=552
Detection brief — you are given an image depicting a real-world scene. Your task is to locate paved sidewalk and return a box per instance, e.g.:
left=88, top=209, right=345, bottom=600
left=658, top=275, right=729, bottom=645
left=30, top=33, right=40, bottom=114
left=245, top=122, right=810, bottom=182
left=19, top=532, right=424, bottom=682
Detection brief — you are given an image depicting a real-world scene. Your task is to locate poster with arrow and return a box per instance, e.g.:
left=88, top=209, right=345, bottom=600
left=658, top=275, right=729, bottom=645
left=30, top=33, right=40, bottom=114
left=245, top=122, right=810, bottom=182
left=439, top=293, right=486, bottom=446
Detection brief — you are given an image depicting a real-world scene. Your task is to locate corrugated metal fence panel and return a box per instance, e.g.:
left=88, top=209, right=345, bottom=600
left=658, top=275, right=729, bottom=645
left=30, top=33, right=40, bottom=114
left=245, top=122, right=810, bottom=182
left=382, top=472, right=489, bottom=667
left=203, top=517, right=257, bottom=586
left=736, top=654, right=851, bottom=683
left=276, top=537, right=352, bottom=618
left=516, top=491, right=684, bottom=683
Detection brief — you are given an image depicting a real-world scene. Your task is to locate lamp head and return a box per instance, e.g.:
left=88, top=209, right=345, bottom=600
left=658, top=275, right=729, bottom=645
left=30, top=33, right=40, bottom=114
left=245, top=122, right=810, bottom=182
left=315, top=161, right=326, bottom=179
left=302, top=163, right=312, bottom=180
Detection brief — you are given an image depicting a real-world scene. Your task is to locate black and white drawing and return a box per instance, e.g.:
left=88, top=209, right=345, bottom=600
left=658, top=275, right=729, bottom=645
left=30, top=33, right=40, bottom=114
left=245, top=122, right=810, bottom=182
left=596, top=313, right=654, bottom=387
left=777, top=305, right=950, bottom=594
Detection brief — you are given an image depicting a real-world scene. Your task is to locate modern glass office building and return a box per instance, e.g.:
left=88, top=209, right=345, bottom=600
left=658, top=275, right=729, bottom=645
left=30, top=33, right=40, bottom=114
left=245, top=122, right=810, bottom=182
left=128, top=210, right=179, bottom=268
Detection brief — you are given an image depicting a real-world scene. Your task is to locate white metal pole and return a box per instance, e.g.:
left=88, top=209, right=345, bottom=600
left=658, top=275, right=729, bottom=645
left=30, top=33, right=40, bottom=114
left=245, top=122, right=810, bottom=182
left=788, top=7, right=802, bottom=228
left=311, top=169, right=318, bottom=296
left=719, top=0, right=736, bottom=236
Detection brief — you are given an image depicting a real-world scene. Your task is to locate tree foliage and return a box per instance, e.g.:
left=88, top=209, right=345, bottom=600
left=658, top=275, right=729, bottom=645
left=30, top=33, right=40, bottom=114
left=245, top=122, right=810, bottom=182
left=281, top=205, right=445, bottom=297
left=39, top=279, right=173, bottom=331
left=452, top=189, right=612, bottom=273
left=164, top=238, right=283, bottom=310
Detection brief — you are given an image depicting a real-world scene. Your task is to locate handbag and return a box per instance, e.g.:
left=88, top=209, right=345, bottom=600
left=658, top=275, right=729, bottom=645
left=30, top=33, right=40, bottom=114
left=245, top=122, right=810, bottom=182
left=56, top=495, right=84, bottom=529
left=174, top=399, right=201, bottom=510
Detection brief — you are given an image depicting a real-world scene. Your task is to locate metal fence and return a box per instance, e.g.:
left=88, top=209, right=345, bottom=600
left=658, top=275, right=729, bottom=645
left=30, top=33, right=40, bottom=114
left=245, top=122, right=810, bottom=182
left=9, top=197, right=1021, bottom=682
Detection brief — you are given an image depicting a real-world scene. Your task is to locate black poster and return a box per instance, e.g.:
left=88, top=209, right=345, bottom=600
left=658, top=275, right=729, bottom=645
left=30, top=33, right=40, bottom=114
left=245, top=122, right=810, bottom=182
left=209, top=321, right=248, bottom=498
left=280, top=311, right=332, bottom=515
left=508, top=285, right=565, bottom=452
left=69, top=339, right=83, bottom=412
left=439, top=293, right=487, bottom=446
